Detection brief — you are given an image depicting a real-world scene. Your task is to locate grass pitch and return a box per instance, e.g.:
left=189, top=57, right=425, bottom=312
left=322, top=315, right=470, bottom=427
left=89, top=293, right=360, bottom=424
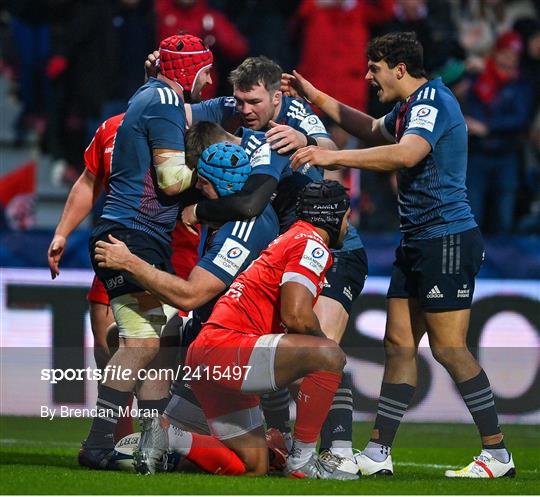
left=0, top=416, right=538, bottom=494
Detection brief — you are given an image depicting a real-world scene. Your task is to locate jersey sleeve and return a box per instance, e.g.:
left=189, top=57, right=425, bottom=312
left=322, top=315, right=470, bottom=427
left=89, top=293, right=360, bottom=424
left=404, top=97, right=449, bottom=149
left=280, top=236, right=332, bottom=297
left=84, top=125, right=104, bottom=179
left=286, top=98, right=330, bottom=139
left=145, top=88, right=186, bottom=151
left=197, top=221, right=255, bottom=286
left=249, top=142, right=290, bottom=180
left=381, top=103, right=400, bottom=142
left=190, top=96, right=237, bottom=126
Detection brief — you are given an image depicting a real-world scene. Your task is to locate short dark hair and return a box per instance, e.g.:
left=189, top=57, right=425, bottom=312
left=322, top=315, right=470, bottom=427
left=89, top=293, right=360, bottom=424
left=367, top=32, right=426, bottom=78
left=228, top=56, right=282, bottom=92
left=185, top=122, right=229, bottom=169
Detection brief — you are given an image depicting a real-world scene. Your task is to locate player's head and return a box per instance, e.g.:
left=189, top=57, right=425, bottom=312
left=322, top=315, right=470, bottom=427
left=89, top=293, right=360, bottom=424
left=296, top=180, right=350, bottom=249
left=159, top=34, right=213, bottom=101
left=494, top=31, right=523, bottom=73
left=366, top=32, right=426, bottom=103
left=185, top=121, right=239, bottom=169
left=196, top=142, right=251, bottom=199
left=228, top=56, right=282, bottom=130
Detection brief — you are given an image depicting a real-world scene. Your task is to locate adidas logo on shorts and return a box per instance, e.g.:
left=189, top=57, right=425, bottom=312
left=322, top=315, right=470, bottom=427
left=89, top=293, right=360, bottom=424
left=427, top=285, right=444, bottom=299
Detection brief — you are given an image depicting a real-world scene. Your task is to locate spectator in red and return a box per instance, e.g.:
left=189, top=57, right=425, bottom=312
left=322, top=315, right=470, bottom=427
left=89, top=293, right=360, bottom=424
left=465, top=31, right=533, bottom=234
left=155, top=0, right=248, bottom=98
left=294, top=0, right=394, bottom=112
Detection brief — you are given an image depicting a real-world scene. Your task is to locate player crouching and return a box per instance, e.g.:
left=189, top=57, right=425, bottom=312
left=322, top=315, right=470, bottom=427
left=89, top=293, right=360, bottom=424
left=134, top=180, right=357, bottom=480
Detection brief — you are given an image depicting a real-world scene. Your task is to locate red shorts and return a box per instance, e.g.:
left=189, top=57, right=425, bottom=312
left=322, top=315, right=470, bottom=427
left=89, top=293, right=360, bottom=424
left=185, top=326, right=284, bottom=422
left=86, top=275, right=109, bottom=305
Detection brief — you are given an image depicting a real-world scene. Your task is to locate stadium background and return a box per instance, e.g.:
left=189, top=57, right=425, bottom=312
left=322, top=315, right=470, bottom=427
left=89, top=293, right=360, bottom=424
left=1, top=0, right=539, bottom=437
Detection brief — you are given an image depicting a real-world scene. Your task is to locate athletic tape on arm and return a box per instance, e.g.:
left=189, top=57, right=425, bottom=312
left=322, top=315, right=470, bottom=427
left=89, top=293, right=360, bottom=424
left=154, top=151, right=193, bottom=192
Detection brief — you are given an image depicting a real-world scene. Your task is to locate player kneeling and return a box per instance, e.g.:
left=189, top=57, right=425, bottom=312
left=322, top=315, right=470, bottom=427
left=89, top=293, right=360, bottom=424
left=134, top=180, right=357, bottom=480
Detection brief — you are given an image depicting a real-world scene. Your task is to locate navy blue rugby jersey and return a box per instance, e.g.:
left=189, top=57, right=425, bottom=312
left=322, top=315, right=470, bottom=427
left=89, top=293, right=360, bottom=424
left=239, top=128, right=363, bottom=252
left=99, top=78, right=188, bottom=244
left=382, top=77, right=477, bottom=239
left=194, top=203, right=279, bottom=326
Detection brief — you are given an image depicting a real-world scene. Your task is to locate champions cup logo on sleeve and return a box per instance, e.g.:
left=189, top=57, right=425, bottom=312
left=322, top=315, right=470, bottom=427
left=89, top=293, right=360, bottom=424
left=250, top=143, right=272, bottom=168
left=408, top=105, right=438, bottom=132
left=214, top=237, right=250, bottom=276
left=299, top=115, right=326, bottom=135
left=227, top=247, right=243, bottom=259
left=300, top=239, right=329, bottom=276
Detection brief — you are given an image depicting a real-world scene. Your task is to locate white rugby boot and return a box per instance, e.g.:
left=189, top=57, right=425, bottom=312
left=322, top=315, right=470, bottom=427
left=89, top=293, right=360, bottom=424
left=445, top=450, right=516, bottom=478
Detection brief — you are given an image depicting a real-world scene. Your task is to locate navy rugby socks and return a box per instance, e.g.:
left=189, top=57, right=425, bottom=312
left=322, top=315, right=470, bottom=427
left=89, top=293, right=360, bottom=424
left=86, top=384, right=132, bottom=449
left=320, top=374, right=354, bottom=457
left=456, top=369, right=509, bottom=462
left=364, top=382, right=415, bottom=461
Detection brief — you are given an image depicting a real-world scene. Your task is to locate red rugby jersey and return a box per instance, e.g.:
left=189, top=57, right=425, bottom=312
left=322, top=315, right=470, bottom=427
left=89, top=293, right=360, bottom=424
left=84, top=113, right=125, bottom=188
left=205, top=220, right=333, bottom=336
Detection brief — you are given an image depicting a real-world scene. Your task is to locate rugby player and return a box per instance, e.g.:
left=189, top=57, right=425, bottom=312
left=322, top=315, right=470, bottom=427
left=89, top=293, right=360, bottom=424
left=176, top=55, right=368, bottom=471
left=78, top=34, right=213, bottom=469
left=94, top=140, right=279, bottom=435
left=47, top=113, right=202, bottom=443
left=134, top=180, right=358, bottom=479
left=288, top=32, right=515, bottom=478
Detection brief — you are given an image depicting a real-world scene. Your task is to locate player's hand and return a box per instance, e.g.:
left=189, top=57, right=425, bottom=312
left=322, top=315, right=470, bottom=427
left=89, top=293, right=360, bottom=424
left=266, top=121, right=308, bottom=154
left=281, top=70, right=320, bottom=104
left=290, top=146, right=336, bottom=171
left=94, top=234, right=131, bottom=270
left=144, top=50, right=160, bottom=81
left=47, top=235, right=66, bottom=279
left=465, top=116, right=489, bottom=137
left=181, top=204, right=199, bottom=235
left=281, top=73, right=300, bottom=97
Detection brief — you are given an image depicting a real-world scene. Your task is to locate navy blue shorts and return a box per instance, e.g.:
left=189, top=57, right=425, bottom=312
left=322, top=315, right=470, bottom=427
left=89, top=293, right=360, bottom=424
left=387, top=228, right=484, bottom=311
left=320, top=248, right=368, bottom=314
left=90, top=222, right=174, bottom=300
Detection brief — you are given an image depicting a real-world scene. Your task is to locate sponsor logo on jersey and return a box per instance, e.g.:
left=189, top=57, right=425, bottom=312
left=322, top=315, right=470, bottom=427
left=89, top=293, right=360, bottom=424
left=224, top=96, right=236, bottom=107
left=213, top=238, right=250, bottom=276
left=105, top=275, right=124, bottom=290
left=300, top=239, right=329, bottom=276
left=408, top=105, right=438, bottom=133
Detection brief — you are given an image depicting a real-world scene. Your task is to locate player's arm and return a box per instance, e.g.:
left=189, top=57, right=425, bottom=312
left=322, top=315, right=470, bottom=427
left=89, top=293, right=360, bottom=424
left=281, top=70, right=389, bottom=146
left=290, top=134, right=431, bottom=172
left=183, top=173, right=278, bottom=225
left=48, top=168, right=102, bottom=279
left=94, top=235, right=225, bottom=311
left=153, top=148, right=194, bottom=196
left=280, top=282, right=325, bottom=337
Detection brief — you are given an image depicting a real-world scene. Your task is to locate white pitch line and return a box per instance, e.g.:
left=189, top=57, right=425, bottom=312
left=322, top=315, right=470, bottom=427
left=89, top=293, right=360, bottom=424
left=1, top=439, right=538, bottom=474
left=397, top=461, right=538, bottom=474
left=0, top=438, right=79, bottom=448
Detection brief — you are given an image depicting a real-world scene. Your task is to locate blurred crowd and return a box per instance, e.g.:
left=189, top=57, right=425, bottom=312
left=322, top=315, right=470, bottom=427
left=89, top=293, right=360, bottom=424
left=1, top=0, right=539, bottom=234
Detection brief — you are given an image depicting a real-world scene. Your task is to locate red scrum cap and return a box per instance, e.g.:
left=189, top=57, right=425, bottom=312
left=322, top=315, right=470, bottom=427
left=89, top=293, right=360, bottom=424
left=159, top=34, right=213, bottom=93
